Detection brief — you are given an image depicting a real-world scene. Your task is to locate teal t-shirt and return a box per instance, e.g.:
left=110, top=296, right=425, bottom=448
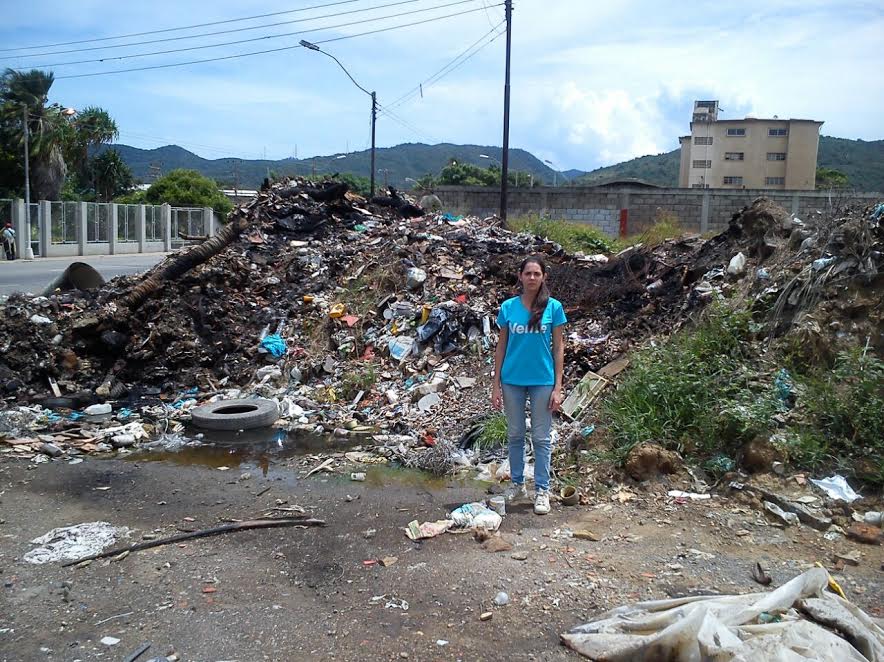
left=497, top=296, right=567, bottom=386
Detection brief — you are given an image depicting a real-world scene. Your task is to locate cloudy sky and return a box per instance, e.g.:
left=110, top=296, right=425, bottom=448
left=3, top=0, right=881, bottom=171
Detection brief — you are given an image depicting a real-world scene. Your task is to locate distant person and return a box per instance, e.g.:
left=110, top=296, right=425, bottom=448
left=2, top=223, right=15, bottom=260
left=492, top=255, right=567, bottom=515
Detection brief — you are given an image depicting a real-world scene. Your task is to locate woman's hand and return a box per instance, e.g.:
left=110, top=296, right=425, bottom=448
left=548, top=386, right=563, bottom=412
left=492, top=383, right=503, bottom=411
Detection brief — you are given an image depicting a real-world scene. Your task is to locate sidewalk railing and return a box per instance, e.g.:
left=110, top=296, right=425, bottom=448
left=3, top=199, right=219, bottom=258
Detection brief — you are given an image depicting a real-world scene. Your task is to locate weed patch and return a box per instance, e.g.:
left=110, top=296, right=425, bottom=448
left=510, top=215, right=615, bottom=254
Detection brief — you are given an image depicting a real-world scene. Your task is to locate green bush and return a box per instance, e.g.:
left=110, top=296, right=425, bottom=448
left=144, top=169, right=233, bottom=216
left=510, top=215, right=615, bottom=254
left=603, top=304, right=756, bottom=461
left=477, top=413, right=508, bottom=450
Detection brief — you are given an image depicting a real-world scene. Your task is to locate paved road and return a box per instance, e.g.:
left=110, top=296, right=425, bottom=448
left=0, top=253, right=168, bottom=295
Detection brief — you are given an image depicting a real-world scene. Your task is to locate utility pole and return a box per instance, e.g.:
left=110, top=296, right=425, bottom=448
left=370, top=91, right=377, bottom=197
left=499, top=0, right=513, bottom=226
left=22, top=105, right=33, bottom=260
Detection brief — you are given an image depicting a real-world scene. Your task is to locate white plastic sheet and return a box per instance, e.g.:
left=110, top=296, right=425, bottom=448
left=562, top=568, right=884, bottom=661
left=24, top=521, right=129, bottom=565
left=810, top=475, right=862, bottom=503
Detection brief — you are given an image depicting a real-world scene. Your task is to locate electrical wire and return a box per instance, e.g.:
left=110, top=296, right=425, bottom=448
left=37, top=5, right=499, bottom=80
left=117, top=131, right=266, bottom=159
left=377, top=103, right=439, bottom=142
left=0, top=0, right=367, bottom=53
left=2, top=0, right=428, bottom=60
left=17, top=0, right=482, bottom=69
left=383, top=21, right=503, bottom=110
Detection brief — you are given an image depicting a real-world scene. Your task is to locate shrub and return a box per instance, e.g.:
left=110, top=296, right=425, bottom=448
left=510, top=215, right=615, bottom=254
left=603, top=303, right=756, bottom=461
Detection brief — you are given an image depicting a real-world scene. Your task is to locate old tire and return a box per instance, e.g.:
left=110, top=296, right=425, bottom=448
left=190, top=398, right=279, bottom=431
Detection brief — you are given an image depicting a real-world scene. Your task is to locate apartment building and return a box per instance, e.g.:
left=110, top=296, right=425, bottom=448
left=678, top=101, right=823, bottom=190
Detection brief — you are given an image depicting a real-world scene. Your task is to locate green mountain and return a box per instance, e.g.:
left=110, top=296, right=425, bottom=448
left=573, top=136, right=884, bottom=191
left=105, top=143, right=560, bottom=190
left=107, top=135, right=884, bottom=192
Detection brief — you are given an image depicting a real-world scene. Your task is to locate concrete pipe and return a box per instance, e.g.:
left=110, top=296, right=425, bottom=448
left=42, top=262, right=106, bottom=296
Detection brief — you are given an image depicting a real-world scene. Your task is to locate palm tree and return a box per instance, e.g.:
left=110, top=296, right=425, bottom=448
left=91, top=148, right=133, bottom=201
left=0, top=68, right=69, bottom=200
left=68, top=106, right=118, bottom=191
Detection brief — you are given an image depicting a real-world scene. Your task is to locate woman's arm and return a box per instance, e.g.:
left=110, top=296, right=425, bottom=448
left=492, top=326, right=508, bottom=410
left=549, top=325, right=565, bottom=411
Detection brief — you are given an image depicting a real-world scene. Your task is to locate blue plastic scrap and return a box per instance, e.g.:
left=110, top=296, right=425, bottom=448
left=260, top=333, right=287, bottom=358
left=774, top=368, right=795, bottom=409
left=871, top=203, right=884, bottom=221
left=581, top=425, right=596, bottom=437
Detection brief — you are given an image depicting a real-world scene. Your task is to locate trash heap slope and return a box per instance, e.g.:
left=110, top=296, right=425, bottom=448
left=1, top=187, right=880, bottom=427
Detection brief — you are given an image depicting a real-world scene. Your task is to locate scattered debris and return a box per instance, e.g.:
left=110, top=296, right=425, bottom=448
left=562, top=568, right=884, bottom=661
left=23, top=521, right=130, bottom=565
left=61, top=516, right=325, bottom=567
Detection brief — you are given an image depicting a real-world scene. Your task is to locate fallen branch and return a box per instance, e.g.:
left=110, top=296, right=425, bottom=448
left=120, top=214, right=250, bottom=311
left=177, top=231, right=210, bottom=241
left=62, top=517, right=325, bottom=567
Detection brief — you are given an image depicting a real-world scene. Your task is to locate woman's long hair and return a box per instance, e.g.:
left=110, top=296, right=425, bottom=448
left=519, top=255, right=550, bottom=331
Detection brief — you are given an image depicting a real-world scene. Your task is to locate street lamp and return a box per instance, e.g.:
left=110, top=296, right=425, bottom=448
left=300, top=39, right=377, bottom=197
left=482, top=153, right=521, bottom=187
left=544, top=159, right=571, bottom=187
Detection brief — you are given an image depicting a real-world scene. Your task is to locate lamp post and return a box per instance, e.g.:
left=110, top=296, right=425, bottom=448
left=300, top=40, right=377, bottom=197
left=544, top=158, right=571, bottom=187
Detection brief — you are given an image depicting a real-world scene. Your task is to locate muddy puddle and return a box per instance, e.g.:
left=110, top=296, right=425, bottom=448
left=126, top=427, right=490, bottom=491
left=128, top=426, right=359, bottom=474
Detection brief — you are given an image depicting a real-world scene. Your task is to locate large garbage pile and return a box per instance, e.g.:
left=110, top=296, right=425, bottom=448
left=0, top=185, right=881, bottom=460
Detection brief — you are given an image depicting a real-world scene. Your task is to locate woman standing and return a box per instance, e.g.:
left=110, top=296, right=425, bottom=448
left=492, top=256, right=567, bottom=514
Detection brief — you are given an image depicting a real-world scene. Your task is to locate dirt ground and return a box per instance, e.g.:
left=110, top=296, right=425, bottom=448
left=1, top=453, right=882, bottom=662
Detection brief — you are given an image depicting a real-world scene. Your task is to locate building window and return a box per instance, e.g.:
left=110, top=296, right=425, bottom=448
left=696, top=100, right=717, bottom=109
left=723, top=176, right=744, bottom=185
left=768, top=128, right=788, bottom=136
left=692, top=160, right=712, bottom=168
left=767, top=152, right=787, bottom=161
left=694, top=136, right=713, bottom=145
left=765, top=177, right=785, bottom=185
left=724, top=152, right=745, bottom=161
left=690, top=184, right=707, bottom=189
left=726, top=128, right=746, bottom=136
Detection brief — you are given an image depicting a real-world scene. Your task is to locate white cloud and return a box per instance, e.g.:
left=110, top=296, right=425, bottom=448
left=555, top=86, right=665, bottom=163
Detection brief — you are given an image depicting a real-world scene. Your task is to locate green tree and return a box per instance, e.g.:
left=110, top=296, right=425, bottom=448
left=816, top=167, right=849, bottom=189
left=435, top=159, right=539, bottom=187
left=0, top=68, right=69, bottom=200
left=66, top=107, right=118, bottom=192
left=145, top=168, right=233, bottom=215
left=91, top=148, right=133, bottom=201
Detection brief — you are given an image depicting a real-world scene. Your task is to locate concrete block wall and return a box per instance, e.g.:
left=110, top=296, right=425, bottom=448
left=434, top=186, right=883, bottom=237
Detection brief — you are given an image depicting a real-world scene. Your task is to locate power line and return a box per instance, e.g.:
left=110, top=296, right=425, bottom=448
left=2, top=0, right=427, bottom=60
left=377, top=103, right=439, bottom=142
left=39, top=6, right=498, bottom=80
left=117, top=131, right=266, bottom=159
left=18, top=0, right=481, bottom=70
left=0, top=0, right=366, bottom=53
left=384, top=21, right=504, bottom=110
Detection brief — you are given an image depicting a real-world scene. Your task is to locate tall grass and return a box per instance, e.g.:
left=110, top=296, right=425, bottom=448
left=510, top=215, right=615, bottom=254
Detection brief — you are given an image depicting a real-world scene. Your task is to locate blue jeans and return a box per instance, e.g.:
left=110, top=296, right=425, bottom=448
left=501, top=383, right=554, bottom=491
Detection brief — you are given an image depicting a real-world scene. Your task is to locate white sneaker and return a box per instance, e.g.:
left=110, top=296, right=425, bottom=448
left=504, top=483, right=528, bottom=503
left=534, top=489, right=551, bottom=515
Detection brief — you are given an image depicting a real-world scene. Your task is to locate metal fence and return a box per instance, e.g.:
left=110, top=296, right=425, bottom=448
left=146, top=205, right=162, bottom=242
left=171, top=207, right=207, bottom=248
left=117, top=204, right=139, bottom=243
left=49, top=201, right=79, bottom=244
